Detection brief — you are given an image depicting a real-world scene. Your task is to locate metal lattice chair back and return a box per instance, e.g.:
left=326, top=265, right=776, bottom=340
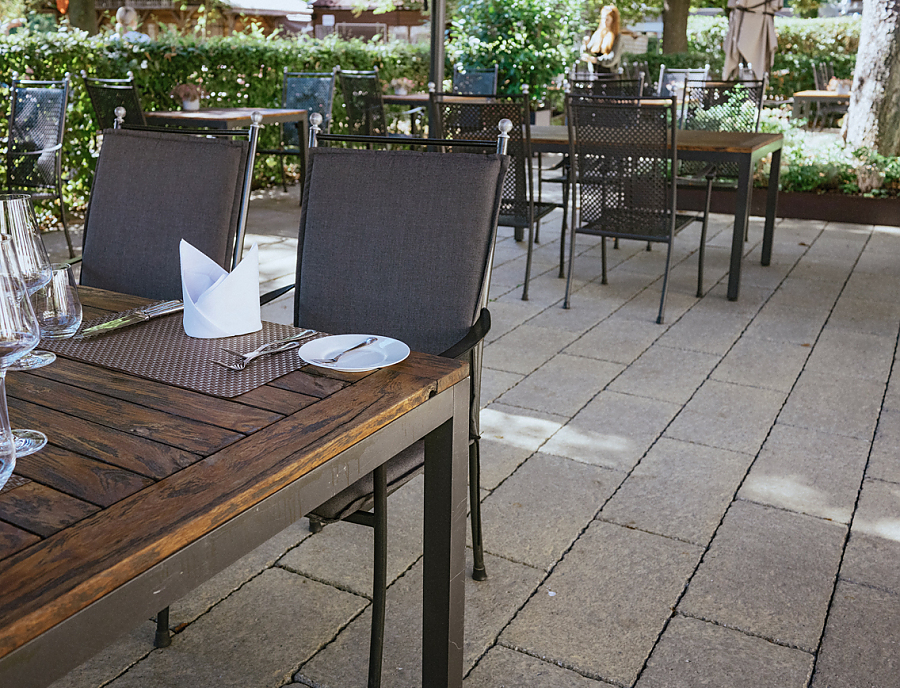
left=656, top=65, right=710, bottom=97
left=451, top=65, right=499, bottom=95
left=569, top=76, right=644, bottom=97
left=81, top=71, right=146, bottom=131
left=7, top=76, right=68, bottom=190
left=283, top=69, right=336, bottom=145
left=339, top=68, right=387, bottom=136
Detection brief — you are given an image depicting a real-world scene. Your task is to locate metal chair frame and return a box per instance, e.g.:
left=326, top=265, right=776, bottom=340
left=451, top=65, right=499, bottom=95
left=656, top=64, right=710, bottom=97
left=81, top=70, right=147, bottom=132
left=338, top=66, right=422, bottom=139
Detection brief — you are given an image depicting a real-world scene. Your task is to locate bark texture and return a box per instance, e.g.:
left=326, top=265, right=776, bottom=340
left=844, top=0, right=900, bottom=155
left=67, top=0, right=98, bottom=34
left=662, top=0, right=691, bottom=53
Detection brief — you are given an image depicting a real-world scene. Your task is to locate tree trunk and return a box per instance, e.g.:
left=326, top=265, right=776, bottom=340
left=67, top=0, right=98, bottom=35
left=662, top=0, right=691, bottom=53
left=843, top=0, right=900, bottom=156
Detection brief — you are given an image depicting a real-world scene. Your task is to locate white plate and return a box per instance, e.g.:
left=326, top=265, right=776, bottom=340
left=298, top=334, right=410, bottom=372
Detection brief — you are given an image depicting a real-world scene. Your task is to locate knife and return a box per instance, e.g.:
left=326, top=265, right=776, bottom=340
left=75, top=300, right=185, bottom=339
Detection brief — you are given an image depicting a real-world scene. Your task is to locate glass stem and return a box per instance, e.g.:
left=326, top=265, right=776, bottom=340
left=0, top=371, right=15, bottom=461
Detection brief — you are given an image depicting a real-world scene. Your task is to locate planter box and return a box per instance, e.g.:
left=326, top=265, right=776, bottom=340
left=677, top=187, right=900, bottom=227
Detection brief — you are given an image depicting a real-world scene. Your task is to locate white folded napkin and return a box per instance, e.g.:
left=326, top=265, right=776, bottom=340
left=180, top=239, right=262, bottom=339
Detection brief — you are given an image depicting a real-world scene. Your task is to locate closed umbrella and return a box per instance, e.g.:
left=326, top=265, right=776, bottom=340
left=723, top=0, right=782, bottom=80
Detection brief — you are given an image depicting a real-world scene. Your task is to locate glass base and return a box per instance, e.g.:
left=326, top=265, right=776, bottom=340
left=13, top=429, right=47, bottom=457
left=8, top=350, right=56, bottom=372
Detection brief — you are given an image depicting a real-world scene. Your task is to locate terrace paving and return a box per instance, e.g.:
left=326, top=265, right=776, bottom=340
left=41, top=172, right=900, bottom=688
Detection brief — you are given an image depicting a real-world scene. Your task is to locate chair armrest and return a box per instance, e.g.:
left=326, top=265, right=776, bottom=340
left=62, top=255, right=82, bottom=266
left=260, top=282, right=294, bottom=305
left=9, top=142, right=63, bottom=156
left=439, top=308, right=491, bottom=360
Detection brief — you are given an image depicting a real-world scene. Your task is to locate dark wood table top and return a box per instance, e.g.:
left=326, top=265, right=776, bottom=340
left=382, top=93, right=495, bottom=105
left=0, top=287, right=467, bottom=680
left=793, top=89, right=850, bottom=101
left=144, top=107, right=307, bottom=130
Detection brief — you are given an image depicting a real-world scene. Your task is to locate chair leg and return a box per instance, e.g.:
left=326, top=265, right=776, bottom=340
left=308, top=514, right=325, bottom=533
left=564, top=185, right=578, bottom=309
left=154, top=607, right=171, bottom=648
left=367, top=464, right=387, bottom=688
left=279, top=157, right=288, bottom=193
left=558, top=175, right=569, bottom=278
left=601, top=237, right=608, bottom=285
left=56, top=183, right=74, bottom=258
left=521, top=222, right=534, bottom=301
left=469, top=439, right=487, bottom=581
left=698, top=181, right=712, bottom=297
left=614, top=237, right=619, bottom=250
left=657, top=241, right=674, bottom=324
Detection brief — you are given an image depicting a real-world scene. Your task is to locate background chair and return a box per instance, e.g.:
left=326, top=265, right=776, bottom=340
left=339, top=67, right=421, bottom=138
left=451, top=65, right=499, bottom=95
left=656, top=64, right=710, bottom=97
left=81, top=70, right=146, bottom=132
left=564, top=95, right=714, bottom=322
left=433, top=90, right=555, bottom=301
left=4, top=73, right=74, bottom=257
left=296, top=122, right=509, bottom=687
left=812, top=61, right=848, bottom=128
left=257, top=67, right=336, bottom=196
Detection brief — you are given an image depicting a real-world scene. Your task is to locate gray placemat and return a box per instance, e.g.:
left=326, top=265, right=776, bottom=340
left=42, top=310, right=317, bottom=398
left=0, top=474, right=31, bottom=495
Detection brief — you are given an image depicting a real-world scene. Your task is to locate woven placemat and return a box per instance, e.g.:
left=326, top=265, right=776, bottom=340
left=42, top=310, right=318, bottom=398
left=0, top=474, right=30, bottom=495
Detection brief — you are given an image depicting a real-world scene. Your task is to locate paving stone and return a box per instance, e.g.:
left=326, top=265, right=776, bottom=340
left=466, top=646, right=615, bottom=687
left=787, top=256, right=855, bottom=283
left=481, top=403, right=566, bottom=453
left=608, top=345, right=719, bottom=405
left=106, top=569, right=365, bottom=688
left=679, top=501, right=846, bottom=651
left=635, top=615, right=813, bottom=688
left=655, top=307, right=750, bottom=356
left=542, top=390, right=681, bottom=471
left=779, top=370, right=884, bottom=440
left=480, top=367, right=525, bottom=407
left=665, top=380, right=786, bottom=455
left=297, top=552, right=543, bottom=688
left=738, top=424, right=870, bottom=523
left=702, top=281, right=774, bottom=316
left=765, top=276, right=844, bottom=311
left=564, top=315, right=665, bottom=364
left=484, top=300, right=542, bottom=344
left=810, top=580, right=900, bottom=688
left=501, top=521, right=702, bottom=686
left=528, top=289, right=622, bottom=334
left=479, top=453, right=620, bottom=569
left=496, top=354, right=623, bottom=417
left=841, top=478, right=900, bottom=595
left=804, top=328, right=896, bottom=382
left=601, top=438, right=753, bottom=545
left=867, top=409, right=900, bottom=483
left=478, top=437, right=534, bottom=491
left=827, top=296, right=900, bottom=338
left=711, top=337, right=810, bottom=392
left=48, top=621, right=156, bottom=688
left=614, top=285, right=698, bottom=324
left=842, top=271, right=900, bottom=303
left=484, top=324, right=580, bottom=375
left=743, top=302, right=830, bottom=345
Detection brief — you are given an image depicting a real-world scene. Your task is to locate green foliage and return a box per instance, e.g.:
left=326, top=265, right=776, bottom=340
left=448, top=0, right=582, bottom=103
left=778, top=145, right=855, bottom=193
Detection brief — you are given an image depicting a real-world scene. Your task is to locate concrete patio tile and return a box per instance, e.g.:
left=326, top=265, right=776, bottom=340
left=855, top=248, right=900, bottom=277
left=810, top=580, right=900, bottom=688
left=483, top=324, right=580, bottom=375
left=867, top=409, right=900, bottom=483
left=479, top=453, right=620, bottom=570
left=743, top=302, right=830, bottom=345
left=478, top=437, right=535, bottom=491
left=804, top=328, right=896, bottom=382
left=501, top=521, right=701, bottom=686
left=711, top=337, right=810, bottom=392
left=614, top=286, right=698, bottom=324
left=278, top=476, right=425, bottom=598
left=827, top=295, right=900, bottom=338
left=480, top=367, right=525, bottom=407
left=841, top=479, right=900, bottom=595
left=484, top=299, right=542, bottom=343
left=466, top=646, right=615, bottom=687
left=765, top=276, right=844, bottom=311
left=563, top=314, right=665, bottom=364
left=600, top=438, right=753, bottom=545
left=608, top=345, right=719, bottom=405
left=635, top=615, right=813, bottom=688
left=702, top=281, right=774, bottom=316
left=106, top=569, right=365, bottom=688
left=297, top=552, right=544, bottom=688
left=783, top=256, right=854, bottom=283
left=779, top=370, right=884, bottom=440
left=542, top=391, right=681, bottom=471
left=481, top=403, right=567, bottom=453
left=655, top=308, right=749, bottom=356
left=665, top=380, right=786, bottom=455
left=527, top=294, right=621, bottom=334
left=48, top=621, right=156, bottom=688
left=678, top=501, right=846, bottom=651
left=496, top=354, right=623, bottom=417
left=842, top=271, right=900, bottom=303
left=739, top=258, right=796, bottom=291
left=886, top=377, right=900, bottom=413
left=738, top=424, right=870, bottom=523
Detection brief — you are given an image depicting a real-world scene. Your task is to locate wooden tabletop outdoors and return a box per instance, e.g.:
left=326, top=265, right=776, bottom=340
left=0, top=287, right=468, bottom=682
left=528, top=126, right=784, bottom=155
left=144, top=107, right=307, bottom=129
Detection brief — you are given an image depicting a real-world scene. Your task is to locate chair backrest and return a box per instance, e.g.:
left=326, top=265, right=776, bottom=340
left=282, top=69, right=337, bottom=144
left=338, top=68, right=387, bottom=137
left=80, top=125, right=258, bottom=300
left=294, top=146, right=509, bottom=355
left=657, top=65, right=710, bottom=97
left=452, top=65, right=499, bottom=95
left=81, top=71, right=146, bottom=131
left=680, top=78, right=767, bottom=132
left=569, top=76, right=644, bottom=97
left=567, top=94, right=677, bottom=242
left=6, top=74, right=69, bottom=191
left=813, top=62, right=834, bottom=90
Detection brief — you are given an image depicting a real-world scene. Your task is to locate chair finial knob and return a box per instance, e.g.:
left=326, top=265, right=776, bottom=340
left=114, top=106, right=126, bottom=128
left=522, top=83, right=530, bottom=95
left=428, top=81, right=436, bottom=93
left=310, top=112, right=323, bottom=127
left=498, top=119, right=513, bottom=134
left=251, top=111, right=263, bottom=125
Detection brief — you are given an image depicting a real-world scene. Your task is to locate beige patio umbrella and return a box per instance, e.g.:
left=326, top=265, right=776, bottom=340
left=723, top=0, right=783, bottom=80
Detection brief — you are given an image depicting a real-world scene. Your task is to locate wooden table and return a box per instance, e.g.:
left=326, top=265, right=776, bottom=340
left=529, top=126, right=784, bottom=301
left=145, top=107, right=307, bottom=131
left=792, top=90, right=849, bottom=120
left=382, top=93, right=495, bottom=106
left=0, top=288, right=468, bottom=688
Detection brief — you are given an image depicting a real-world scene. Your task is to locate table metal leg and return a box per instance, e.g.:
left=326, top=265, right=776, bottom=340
left=761, top=146, right=781, bottom=267
left=727, top=155, right=754, bottom=301
left=422, top=379, right=468, bottom=688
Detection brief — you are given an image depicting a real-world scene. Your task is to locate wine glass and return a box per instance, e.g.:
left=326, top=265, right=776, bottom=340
left=0, top=237, right=41, bottom=491
left=32, top=263, right=82, bottom=340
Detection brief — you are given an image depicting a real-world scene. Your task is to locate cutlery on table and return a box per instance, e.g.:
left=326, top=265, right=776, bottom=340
left=76, top=300, right=184, bottom=338
left=310, top=336, right=378, bottom=365
left=211, top=329, right=316, bottom=371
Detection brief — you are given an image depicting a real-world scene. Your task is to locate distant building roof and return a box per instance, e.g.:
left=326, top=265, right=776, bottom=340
left=226, top=0, right=311, bottom=17
left=311, top=0, right=418, bottom=9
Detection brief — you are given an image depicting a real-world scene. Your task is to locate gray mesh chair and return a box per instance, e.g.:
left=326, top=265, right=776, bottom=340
left=339, top=67, right=422, bottom=138
left=4, top=73, right=74, bottom=257
left=656, top=64, right=710, bottom=97
left=81, top=71, right=146, bottom=131
left=257, top=67, right=336, bottom=195
left=812, top=62, right=847, bottom=128
left=295, top=122, right=509, bottom=687
left=80, top=115, right=260, bottom=301
left=452, top=65, right=499, bottom=95
left=564, top=95, right=714, bottom=322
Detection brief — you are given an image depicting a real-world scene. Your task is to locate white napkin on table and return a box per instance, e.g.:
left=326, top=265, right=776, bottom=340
left=180, top=239, right=262, bottom=339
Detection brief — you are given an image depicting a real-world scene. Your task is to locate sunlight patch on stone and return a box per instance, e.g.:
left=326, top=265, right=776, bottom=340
left=854, top=518, right=900, bottom=543
left=741, top=474, right=851, bottom=523
left=480, top=408, right=563, bottom=452
left=540, top=424, right=635, bottom=470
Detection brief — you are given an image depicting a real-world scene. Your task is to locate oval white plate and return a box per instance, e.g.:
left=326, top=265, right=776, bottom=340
left=298, top=334, right=410, bottom=372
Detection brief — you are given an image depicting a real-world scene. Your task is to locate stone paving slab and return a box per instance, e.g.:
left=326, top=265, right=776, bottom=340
left=842, top=271, right=900, bottom=303
left=804, top=328, right=896, bottom=382
left=635, top=615, right=813, bottom=688
left=484, top=325, right=581, bottom=375
left=608, top=344, right=720, bottom=405
left=501, top=520, right=702, bottom=686
left=477, top=437, right=535, bottom=491
left=564, top=315, right=665, bottom=364
left=739, top=424, right=870, bottom=523
left=679, top=501, right=846, bottom=651
left=600, top=437, right=753, bottom=545
left=655, top=307, right=750, bottom=356
left=764, top=276, right=845, bottom=311
left=810, top=580, right=900, bottom=688
left=484, top=300, right=543, bottom=344
left=710, top=336, right=811, bottom=393
left=48, top=621, right=156, bottom=688
left=742, top=302, right=831, bottom=345
left=481, top=403, right=566, bottom=453
left=778, top=370, right=884, bottom=440
left=466, top=646, right=615, bottom=687
left=841, top=478, right=900, bottom=595
left=866, top=409, right=900, bottom=483
left=480, top=367, right=524, bottom=407
left=827, top=295, right=900, bottom=337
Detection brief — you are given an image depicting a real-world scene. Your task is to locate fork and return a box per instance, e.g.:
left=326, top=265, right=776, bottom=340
left=211, top=329, right=316, bottom=371
left=310, top=336, right=378, bottom=365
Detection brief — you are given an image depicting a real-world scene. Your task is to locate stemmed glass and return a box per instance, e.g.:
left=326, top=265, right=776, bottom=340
left=0, top=237, right=41, bottom=491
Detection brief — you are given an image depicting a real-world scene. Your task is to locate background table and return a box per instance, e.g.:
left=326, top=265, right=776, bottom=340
left=0, top=287, right=468, bottom=688
left=145, top=107, right=307, bottom=131
left=792, top=90, right=850, bottom=120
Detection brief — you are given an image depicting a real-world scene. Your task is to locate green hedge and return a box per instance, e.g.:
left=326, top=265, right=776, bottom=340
left=0, top=28, right=431, bottom=217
